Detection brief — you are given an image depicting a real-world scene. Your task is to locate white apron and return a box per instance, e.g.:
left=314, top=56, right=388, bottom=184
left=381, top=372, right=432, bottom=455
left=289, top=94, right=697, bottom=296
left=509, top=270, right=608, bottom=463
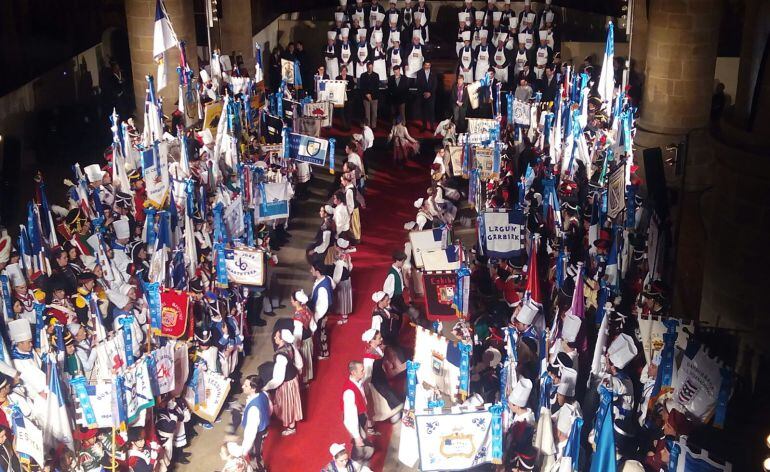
left=514, top=50, right=528, bottom=76
left=472, top=30, right=482, bottom=49
left=459, top=47, right=474, bottom=83
left=355, top=45, right=369, bottom=79
left=387, top=29, right=399, bottom=49
left=493, top=47, right=508, bottom=83
left=544, top=30, right=555, bottom=50
left=339, top=44, right=353, bottom=73
left=474, top=46, right=490, bottom=82
left=406, top=46, right=423, bottom=79
left=373, top=50, right=387, bottom=80
left=455, top=40, right=464, bottom=56
left=535, top=47, right=549, bottom=79
left=389, top=49, right=403, bottom=75
left=369, top=28, right=383, bottom=48
left=524, top=33, right=535, bottom=50
left=324, top=46, right=340, bottom=80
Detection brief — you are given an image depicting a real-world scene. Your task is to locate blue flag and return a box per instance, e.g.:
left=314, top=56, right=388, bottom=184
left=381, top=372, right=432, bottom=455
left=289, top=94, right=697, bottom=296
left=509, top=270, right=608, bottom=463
left=590, top=386, right=617, bottom=472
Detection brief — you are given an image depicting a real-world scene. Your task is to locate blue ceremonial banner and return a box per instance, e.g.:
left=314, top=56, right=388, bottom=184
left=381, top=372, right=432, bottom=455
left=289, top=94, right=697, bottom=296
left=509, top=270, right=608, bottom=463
left=120, top=316, right=135, bottom=366
left=480, top=209, right=525, bottom=259
left=490, top=404, right=504, bottom=464
left=145, top=282, right=162, bottom=331
left=70, top=376, right=98, bottom=427
left=459, top=342, right=472, bottom=396
left=406, top=360, right=419, bottom=410
left=590, top=386, right=617, bottom=472
left=288, top=133, right=329, bottom=166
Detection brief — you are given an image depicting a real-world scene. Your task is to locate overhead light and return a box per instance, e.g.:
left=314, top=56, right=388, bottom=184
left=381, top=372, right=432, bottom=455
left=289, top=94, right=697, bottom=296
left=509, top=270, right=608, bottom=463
left=763, top=457, right=770, bottom=471
left=766, top=434, right=770, bottom=448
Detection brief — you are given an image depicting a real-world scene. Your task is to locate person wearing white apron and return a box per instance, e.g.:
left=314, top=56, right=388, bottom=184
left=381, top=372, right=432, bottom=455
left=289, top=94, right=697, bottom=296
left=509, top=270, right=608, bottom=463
left=534, top=31, right=552, bottom=80
left=520, top=28, right=535, bottom=51
left=492, top=35, right=510, bottom=84
left=405, top=31, right=424, bottom=79
left=457, top=31, right=474, bottom=83
left=482, top=0, right=497, bottom=27
left=369, top=14, right=385, bottom=49
left=474, top=30, right=491, bottom=82
left=518, top=0, right=536, bottom=30
left=456, top=12, right=470, bottom=56
left=371, top=33, right=388, bottom=81
left=401, top=0, right=414, bottom=30
left=539, top=0, right=559, bottom=31
left=513, top=39, right=530, bottom=78
left=354, top=30, right=370, bottom=79
left=385, top=0, right=400, bottom=27
left=541, top=26, right=556, bottom=50
left=323, top=31, right=340, bottom=81
left=386, top=13, right=400, bottom=49
left=500, top=0, right=514, bottom=28
left=387, top=32, right=403, bottom=76
left=368, top=0, right=385, bottom=28
left=471, top=11, right=485, bottom=48
left=412, top=11, right=429, bottom=43
left=490, top=11, right=504, bottom=44
left=505, top=17, right=519, bottom=50
left=338, top=28, right=354, bottom=74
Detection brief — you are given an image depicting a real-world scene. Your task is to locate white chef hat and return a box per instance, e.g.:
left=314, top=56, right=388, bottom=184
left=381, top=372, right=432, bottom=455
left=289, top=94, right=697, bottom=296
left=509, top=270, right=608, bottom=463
left=336, top=238, right=350, bottom=249
left=562, top=313, right=582, bottom=343
left=518, top=32, right=528, bottom=44
left=474, top=11, right=484, bottom=20
left=509, top=17, right=518, bottom=29
left=556, top=405, right=575, bottom=434
left=339, top=0, right=347, bottom=5
left=557, top=366, right=577, bottom=397
left=329, top=443, right=347, bottom=457
left=340, top=27, right=350, bottom=38
left=328, top=31, right=338, bottom=41
left=353, top=13, right=364, bottom=24
left=372, top=30, right=383, bottom=43
left=526, top=12, right=536, bottom=22
left=376, top=11, right=386, bottom=22
left=199, top=68, right=211, bottom=83
left=5, top=263, right=25, bottom=288
left=389, top=13, right=399, bottom=24
left=113, top=219, right=130, bottom=240
left=361, top=328, right=377, bottom=342
left=371, top=291, right=386, bottom=303
left=280, top=329, right=295, bottom=344
left=461, top=30, right=471, bottom=41
left=479, top=29, right=489, bottom=39
left=608, top=333, right=638, bottom=369
left=414, top=198, right=424, bottom=208
left=391, top=31, right=401, bottom=42
left=84, top=164, right=106, bottom=184
left=357, top=28, right=368, bottom=40
left=67, top=323, right=82, bottom=336
left=516, top=299, right=539, bottom=325
left=412, top=29, right=422, bottom=39
left=492, top=11, right=502, bottom=22
left=8, top=319, right=32, bottom=344
left=497, top=32, right=509, bottom=43
left=524, top=0, right=531, bottom=5
left=458, top=12, right=469, bottom=23
left=509, top=378, right=532, bottom=407
left=545, top=0, right=553, bottom=5
left=294, top=289, right=309, bottom=304
left=334, top=12, right=345, bottom=22
left=545, top=12, right=555, bottom=23
left=539, top=30, right=549, bottom=41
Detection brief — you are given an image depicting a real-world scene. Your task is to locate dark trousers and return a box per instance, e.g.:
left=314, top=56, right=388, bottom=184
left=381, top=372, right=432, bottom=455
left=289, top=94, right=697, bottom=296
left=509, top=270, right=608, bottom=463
left=337, top=100, right=352, bottom=129
left=421, top=96, right=435, bottom=128
left=391, top=102, right=406, bottom=122
left=316, top=316, right=329, bottom=357
left=453, top=104, right=467, bottom=132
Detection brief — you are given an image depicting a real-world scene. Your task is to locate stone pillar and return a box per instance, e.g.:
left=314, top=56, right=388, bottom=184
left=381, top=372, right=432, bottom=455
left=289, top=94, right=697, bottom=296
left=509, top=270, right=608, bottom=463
left=125, top=0, right=198, bottom=115
left=219, top=0, right=256, bottom=75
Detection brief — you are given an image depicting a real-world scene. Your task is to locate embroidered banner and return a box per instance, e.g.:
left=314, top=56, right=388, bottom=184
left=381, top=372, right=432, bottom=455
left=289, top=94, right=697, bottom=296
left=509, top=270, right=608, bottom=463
left=185, top=370, right=231, bottom=422
left=225, top=247, right=266, bottom=286
left=415, top=409, right=495, bottom=471
left=159, top=289, right=190, bottom=338
left=480, top=210, right=525, bottom=259
left=423, top=271, right=459, bottom=320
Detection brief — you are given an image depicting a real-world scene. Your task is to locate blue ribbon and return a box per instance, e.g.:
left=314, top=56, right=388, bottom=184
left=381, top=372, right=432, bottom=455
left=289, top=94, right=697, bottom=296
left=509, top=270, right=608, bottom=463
left=70, top=376, right=98, bottom=426
left=0, top=275, right=12, bottom=322
left=459, top=342, right=472, bottom=396
left=145, top=207, right=158, bottom=248
left=328, top=138, right=336, bottom=174
left=406, top=360, right=419, bottom=410
left=454, top=265, right=471, bottom=315
left=145, top=282, right=162, bottom=332
left=667, top=438, right=681, bottom=472
left=215, top=242, right=229, bottom=287
left=54, top=325, right=65, bottom=352
left=427, top=399, right=444, bottom=409
left=34, top=302, right=45, bottom=349
left=212, top=202, right=225, bottom=244
left=499, top=361, right=509, bottom=413
left=119, top=315, right=135, bottom=366
left=294, top=60, right=303, bottom=88
left=431, top=320, right=441, bottom=333
left=713, top=367, right=732, bottom=429
left=145, top=353, right=161, bottom=397
left=245, top=209, right=255, bottom=247
left=565, top=416, right=584, bottom=470
left=490, top=403, right=504, bottom=464
left=277, top=89, right=284, bottom=117
left=115, top=374, right=128, bottom=426
left=506, top=92, right=513, bottom=125
left=626, top=184, right=636, bottom=229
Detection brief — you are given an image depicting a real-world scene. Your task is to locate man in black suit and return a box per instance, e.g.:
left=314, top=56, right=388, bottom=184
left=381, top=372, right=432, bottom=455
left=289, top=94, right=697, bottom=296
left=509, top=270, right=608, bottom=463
left=538, top=64, right=559, bottom=103
left=451, top=74, right=469, bottom=133
left=359, top=61, right=381, bottom=129
left=387, top=65, right=410, bottom=123
left=415, top=60, right=437, bottom=131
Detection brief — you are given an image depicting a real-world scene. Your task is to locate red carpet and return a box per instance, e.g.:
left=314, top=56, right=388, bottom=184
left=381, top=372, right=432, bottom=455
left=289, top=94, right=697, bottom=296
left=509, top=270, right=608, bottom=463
left=262, top=144, right=433, bottom=470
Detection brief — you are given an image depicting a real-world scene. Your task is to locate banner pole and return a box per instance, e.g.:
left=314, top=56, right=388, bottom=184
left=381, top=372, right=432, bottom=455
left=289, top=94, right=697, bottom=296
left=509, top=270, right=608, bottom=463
left=111, top=426, right=117, bottom=470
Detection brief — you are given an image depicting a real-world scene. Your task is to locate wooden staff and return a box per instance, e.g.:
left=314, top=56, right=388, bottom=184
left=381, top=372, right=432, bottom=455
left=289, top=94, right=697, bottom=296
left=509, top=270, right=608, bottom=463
left=111, top=426, right=117, bottom=471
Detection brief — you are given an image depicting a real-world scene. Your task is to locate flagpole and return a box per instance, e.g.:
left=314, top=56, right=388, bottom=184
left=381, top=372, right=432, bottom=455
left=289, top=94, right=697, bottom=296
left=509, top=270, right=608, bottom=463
left=111, top=426, right=117, bottom=470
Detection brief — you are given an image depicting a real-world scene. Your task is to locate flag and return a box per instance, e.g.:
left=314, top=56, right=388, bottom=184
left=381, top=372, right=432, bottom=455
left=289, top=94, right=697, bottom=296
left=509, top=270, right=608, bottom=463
left=590, top=386, right=617, bottom=472
left=525, top=233, right=542, bottom=305
left=591, top=306, right=610, bottom=375
left=534, top=405, right=556, bottom=470
left=44, top=358, right=75, bottom=452
left=287, top=133, right=329, bottom=166
left=597, top=21, right=615, bottom=106
left=255, top=42, right=264, bottom=83
left=569, top=263, right=585, bottom=319
left=605, top=226, right=620, bottom=288
left=153, top=0, right=177, bottom=91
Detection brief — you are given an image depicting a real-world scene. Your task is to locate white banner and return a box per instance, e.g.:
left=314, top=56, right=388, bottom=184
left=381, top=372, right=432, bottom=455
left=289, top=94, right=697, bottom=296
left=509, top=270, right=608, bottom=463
left=303, top=101, right=333, bottom=127
left=185, top=371, right=231, bottom=423
left=144, top=142, right=170, bottom=208
left=15, top=416, right=45, bottom=467
left=123, top=358, right=156, bottom=423
left=318, top=80, right=347, bottom=106
left=673, top=343, right=723, bottom=422
left=153, top=342, right=176, bottom=395
left=415, top=409, right=495, bottom=471
left=482, top=210, right=525, bottom=259
left=223, top=197, right=245, bottom=240
left=513, top=99, right=531, bottom=126
left=226, top=248, right=266, bottom=286
left=255, top=182, right=292, bottom=221
left=636, top=315, right=693, bottom=365
left=281, top=58, right=295, bottom=84
left=466, top=118, right=498, bottom=135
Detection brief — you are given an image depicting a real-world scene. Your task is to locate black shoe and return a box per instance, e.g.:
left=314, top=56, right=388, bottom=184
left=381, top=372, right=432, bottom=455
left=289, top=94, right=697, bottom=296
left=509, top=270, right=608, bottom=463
left=253, top=319, right=267, bottom=327
left=263, top=311, right=277, bottom=317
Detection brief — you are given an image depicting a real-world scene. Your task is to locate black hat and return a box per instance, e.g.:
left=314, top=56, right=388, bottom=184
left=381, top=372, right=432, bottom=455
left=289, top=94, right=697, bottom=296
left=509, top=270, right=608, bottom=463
left=194, top=327, right=212, bottom=345
left=189, top=279, right=204, bottom=293
left=77, top=272, right=97, bottom=284
left=127, top=427, right=145, bottom=442
left=114, top=191, right=132, bottom=208
left=65, top=208, right=87, bottom=233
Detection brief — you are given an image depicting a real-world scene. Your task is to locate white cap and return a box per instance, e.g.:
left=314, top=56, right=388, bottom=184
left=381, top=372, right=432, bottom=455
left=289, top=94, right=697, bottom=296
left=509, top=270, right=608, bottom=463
left=557, top=366, right=577, bottom=397
left=504, top=0, right=511, bottom=4
left=492, top=11, right=502, bottom=22
left=201, top=128, right=214, bottom=145
left=545, top=0, right=552, bottom=5
left=539, top=30, right=548, bottom=41
left=516, top=299, right=539, bottom=325
left=474, top=11, right=484, bottom=20
left=461, top=30, right=471, bottom=41
left=353, top=13, right=364, bottom=24
left=389, top=13, right=399, bottom=24
left=509, top=378, right=532, bottom=407
left=412, top=29, right=422, bottom=39
left=84, top=164, right=106, bottom=183
left=524, top=0, right=531, bottom=5
left=526, top=12, right=536, bottom=23
left=556, top=405, right=574, bottom=434
left=509, top=17, right=518, bottom=29
left=280, top=329, right=295, bottom=344
left=458, top=12, right=469, bottom=23
left=225, top=442, right=242, bottom=458
left=361, top=328, right=377, bottom=342
left=608, top=333, right=638, bottom=369
left=113, top=219, right=130, bottom=240
left=200, top=68, right=211, bottom=83
left=562, top=314, right=582, bottom=343
left=329, top=443, right=346, bottom=457
left=336, top=238, right=350, bottom=249
left=294, top=289, right=309, bottom=304
left=414, top=198, right=424, bottom=208
left=328, top=31, right=338, bottom=41
left=6, top=263, right=25, bottom=288
left=376, top=11, right=386, bottom=22
left=518, top=32, right=529, bottom=44
left=479, top=29, right=489, bottom=39
left=497, top=32, right=508, bottom=43
left=373, top=30, right=383, bottom=43
left=372, top=291, right=386, bottom=303
left=340, top=27, right=350, bottom=38
left=391, top=31, right=400, bottom=42
left=357, top=28, right=368, bottom=39
left=339, top=0, right=347, bottom=5
left=545, top=12, right=555, bottom=23
left=335, top=12, right=345, bottom=22
left=9, top=319, right=32, bottom=344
